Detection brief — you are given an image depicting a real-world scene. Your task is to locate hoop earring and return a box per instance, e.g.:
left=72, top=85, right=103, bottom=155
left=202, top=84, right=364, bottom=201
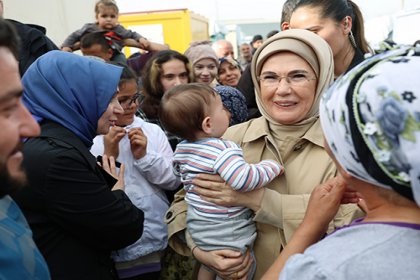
left=349, top=30, right=357, bottom=49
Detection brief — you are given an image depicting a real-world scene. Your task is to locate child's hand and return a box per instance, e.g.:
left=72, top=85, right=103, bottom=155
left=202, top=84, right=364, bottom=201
left=138, top=37, right=150, bottom=50
left=61, top=46, right=73, bottom=52
left=128, top=127, right=147, bottom=159
left=104, top=126, right=126, bottom=158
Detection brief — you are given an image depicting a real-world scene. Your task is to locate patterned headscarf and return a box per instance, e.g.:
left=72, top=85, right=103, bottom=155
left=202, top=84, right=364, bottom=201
left=22, top=51, right=123, bottom=147
left=218, top=57, right=241, bottom=72
left=214, top=85, right=248, bottom=126
left=320, top=46, right=420, bottom=205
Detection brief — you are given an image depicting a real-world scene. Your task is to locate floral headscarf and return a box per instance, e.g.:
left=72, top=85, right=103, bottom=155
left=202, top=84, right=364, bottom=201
left=214, top=85, right=248, bottom=126
left=320, top=46, right=420, bottom=205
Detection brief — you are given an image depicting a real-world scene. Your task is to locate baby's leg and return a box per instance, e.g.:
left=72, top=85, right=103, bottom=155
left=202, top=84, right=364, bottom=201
left=198, top=264, right=216, bottom=280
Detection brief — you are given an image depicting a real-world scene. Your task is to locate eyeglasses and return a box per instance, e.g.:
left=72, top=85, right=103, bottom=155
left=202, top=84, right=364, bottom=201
left=257, top=72, right=316, bottom=87
left=118, top=93, right=142, bottom=108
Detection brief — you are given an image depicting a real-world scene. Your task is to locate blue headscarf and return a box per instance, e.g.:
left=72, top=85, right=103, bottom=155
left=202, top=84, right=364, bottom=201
left=214, top=85, right=248, bottom=126
left=22, top=51, right=123, bottom=147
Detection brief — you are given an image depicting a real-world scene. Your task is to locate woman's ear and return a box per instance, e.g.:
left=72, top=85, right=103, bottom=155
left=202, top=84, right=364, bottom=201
left=201, top=116, right=212, bottom=135
left=342, top=16, right=353, bottom=34
left=106, top=48, right=114, bottom=61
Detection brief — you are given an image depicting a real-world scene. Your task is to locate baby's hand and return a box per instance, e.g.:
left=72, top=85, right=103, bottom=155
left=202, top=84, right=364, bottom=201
left=138, top=37, right=150, bottom=50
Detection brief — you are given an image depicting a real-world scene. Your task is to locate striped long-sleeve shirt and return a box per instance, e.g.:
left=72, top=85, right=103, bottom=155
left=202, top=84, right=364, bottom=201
left=173, top=138, right=283, bottom=218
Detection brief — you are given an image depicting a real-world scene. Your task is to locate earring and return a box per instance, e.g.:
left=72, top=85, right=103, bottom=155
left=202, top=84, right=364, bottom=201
left=349, top=30, right=357, bottom=49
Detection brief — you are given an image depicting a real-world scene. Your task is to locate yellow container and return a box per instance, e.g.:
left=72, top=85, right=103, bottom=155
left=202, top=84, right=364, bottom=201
left=119, top=9, right=209, bottom=56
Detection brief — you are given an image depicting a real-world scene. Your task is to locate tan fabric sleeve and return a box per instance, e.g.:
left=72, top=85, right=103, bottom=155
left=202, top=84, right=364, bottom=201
left=165, top=189, right=191, bottom=256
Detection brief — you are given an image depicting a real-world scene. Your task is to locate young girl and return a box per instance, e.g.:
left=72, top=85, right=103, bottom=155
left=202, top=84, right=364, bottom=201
left=184, top=41, right=219, bottom=86
left=61, top=0, right=150, bottom=63
left=160, top=83, right=283, bottom=280
left=91, top=65, right=180, bottom=279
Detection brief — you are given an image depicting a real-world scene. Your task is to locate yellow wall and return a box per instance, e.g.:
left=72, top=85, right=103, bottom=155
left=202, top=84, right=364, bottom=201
left=119, top=9, right=208, bottom=55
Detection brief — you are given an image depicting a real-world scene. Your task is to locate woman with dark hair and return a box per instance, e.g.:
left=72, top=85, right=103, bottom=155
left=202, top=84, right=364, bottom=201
left=288, top=0, right=369, bottom=78
left=137, top=50, right=192, bottom=151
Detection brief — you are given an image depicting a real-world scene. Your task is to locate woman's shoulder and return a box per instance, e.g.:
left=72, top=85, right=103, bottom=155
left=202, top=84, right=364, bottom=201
left=223, top=117, right=267, bottom=143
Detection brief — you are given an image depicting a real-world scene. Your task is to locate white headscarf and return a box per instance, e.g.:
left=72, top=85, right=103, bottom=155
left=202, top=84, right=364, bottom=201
left=320, top=46, right=420, bottom=206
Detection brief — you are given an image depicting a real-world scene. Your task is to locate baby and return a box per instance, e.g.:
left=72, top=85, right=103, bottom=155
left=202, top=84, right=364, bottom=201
left=61, top=0, right=149, bottom=63
left=160, top=83, right=283, bottom=280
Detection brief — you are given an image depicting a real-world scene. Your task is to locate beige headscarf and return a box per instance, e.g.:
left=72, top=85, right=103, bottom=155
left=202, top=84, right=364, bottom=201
left=251, top=29, right=334, bottom=139
left=184, top=41, right=219, bottom=67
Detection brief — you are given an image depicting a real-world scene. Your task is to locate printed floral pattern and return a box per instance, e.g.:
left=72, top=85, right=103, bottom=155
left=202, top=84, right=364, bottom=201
left=320, top=46, right=420, bottom=205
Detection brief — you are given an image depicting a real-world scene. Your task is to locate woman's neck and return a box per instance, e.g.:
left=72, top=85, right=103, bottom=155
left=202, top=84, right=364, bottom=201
left=363, top=203, right=420, bottom=224
left=334, top=42, right=355, bottom=78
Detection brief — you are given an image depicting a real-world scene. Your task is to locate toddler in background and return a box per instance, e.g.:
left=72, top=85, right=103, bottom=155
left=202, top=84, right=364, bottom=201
left=159, top=83, right=283, bottom=280
left=61, top=0, right=149, bottom=63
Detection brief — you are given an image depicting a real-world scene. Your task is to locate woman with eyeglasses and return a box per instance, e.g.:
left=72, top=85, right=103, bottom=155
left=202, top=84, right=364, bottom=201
left=165, top=29, right=363, bottom=280
left=91, top=65, right=180, bottom=279
left=12, top=51, right=144, bottom=280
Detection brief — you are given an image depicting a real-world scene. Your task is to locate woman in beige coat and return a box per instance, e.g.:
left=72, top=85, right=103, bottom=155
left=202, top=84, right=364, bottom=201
left=165, top=29, right=363, bottom=280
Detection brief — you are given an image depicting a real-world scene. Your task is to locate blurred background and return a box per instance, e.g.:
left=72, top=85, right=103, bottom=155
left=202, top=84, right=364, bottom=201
left=4, top=0, right=420, bottom=55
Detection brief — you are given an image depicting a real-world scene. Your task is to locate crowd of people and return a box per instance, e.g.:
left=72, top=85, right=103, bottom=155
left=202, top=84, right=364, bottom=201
left=1, top=0, right=420, bottom=279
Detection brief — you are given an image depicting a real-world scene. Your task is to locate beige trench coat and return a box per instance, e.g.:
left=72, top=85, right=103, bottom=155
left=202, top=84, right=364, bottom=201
left=166, top=117, right=364, bottom=279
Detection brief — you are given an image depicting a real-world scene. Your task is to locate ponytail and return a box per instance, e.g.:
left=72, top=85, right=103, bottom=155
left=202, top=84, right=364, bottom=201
left=348, top=0, right=369, bottom=53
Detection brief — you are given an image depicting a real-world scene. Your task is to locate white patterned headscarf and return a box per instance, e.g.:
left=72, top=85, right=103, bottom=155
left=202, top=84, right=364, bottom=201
left=320, top=47, right=420, bottom=206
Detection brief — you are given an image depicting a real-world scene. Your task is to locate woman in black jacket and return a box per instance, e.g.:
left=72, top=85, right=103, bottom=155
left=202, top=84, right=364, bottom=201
left=12, top=51, right=144, bottom=280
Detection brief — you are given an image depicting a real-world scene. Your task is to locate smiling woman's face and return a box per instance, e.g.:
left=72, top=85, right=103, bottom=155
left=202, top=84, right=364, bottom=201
left=259, top=52, right=317, bottom=125
left=218, top=61, right=241, bottom=87
left=96, top=94, right=123, bottom=135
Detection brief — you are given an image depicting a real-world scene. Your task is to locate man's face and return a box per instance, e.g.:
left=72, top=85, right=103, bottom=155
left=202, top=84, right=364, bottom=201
left=0, top=47, right=40, bottom=196
left=81, top=43, right=113, bottom=61
left=240, top=44, right=252, bottom=59
left=214, top=41, right=234, bottom=58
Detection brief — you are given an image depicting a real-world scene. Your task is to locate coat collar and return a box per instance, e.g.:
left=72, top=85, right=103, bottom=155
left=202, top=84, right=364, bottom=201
left=241, top=117, right=324, bottom=148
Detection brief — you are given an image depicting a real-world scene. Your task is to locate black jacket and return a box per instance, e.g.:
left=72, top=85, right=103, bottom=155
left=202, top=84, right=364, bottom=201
left=6, top=19, right=58, bottom=76
left=13, top=121, right=144, bottom=280
left=237, top=64, right=261, bottom=120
